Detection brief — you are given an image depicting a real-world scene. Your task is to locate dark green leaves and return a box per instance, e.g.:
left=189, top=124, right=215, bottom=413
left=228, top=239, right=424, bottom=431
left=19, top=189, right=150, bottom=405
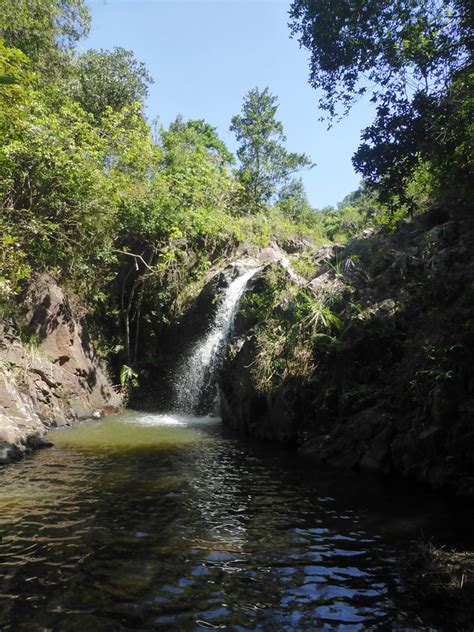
left=289, top=0, right=473, bottom=211
left=289, top=0, right=470, bottom=118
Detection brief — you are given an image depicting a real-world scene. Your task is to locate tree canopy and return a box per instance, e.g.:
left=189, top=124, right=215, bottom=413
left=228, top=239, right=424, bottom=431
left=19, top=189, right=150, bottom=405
left=166, top=116, right=235, bottom=169
left=289, top=0, right=471, bottom=118
left=276, top=177, right=314, bottom=223
left=0, top=0, right=90, bottom=75
left=1, top=3, right=322, bottom=379
left=289, top=0, right=473, bottom=210
left=71, top=47, right=153, bottom=119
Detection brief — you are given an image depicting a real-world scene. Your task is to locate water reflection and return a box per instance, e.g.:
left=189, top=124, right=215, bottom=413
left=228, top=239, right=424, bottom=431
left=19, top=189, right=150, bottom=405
left=0, top=412, right=465, bottom=630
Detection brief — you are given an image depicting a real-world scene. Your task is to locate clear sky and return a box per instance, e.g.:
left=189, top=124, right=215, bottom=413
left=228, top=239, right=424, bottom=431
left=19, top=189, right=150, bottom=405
left=83, top=0, right=375, bottom=208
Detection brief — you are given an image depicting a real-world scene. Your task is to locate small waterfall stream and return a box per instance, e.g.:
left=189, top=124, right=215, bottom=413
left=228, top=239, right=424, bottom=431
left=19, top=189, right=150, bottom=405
left=173, top=267, right=260, bottom=414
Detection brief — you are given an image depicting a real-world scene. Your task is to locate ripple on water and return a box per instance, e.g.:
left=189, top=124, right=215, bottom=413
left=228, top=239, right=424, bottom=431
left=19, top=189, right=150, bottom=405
left=0, top=411, right=464, bottom=631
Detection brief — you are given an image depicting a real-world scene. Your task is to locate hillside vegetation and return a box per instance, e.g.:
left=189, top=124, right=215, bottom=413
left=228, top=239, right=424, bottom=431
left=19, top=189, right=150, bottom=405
left=0, top=0, right=325, bottom=386
left=1, top=0, right=472, bottom=396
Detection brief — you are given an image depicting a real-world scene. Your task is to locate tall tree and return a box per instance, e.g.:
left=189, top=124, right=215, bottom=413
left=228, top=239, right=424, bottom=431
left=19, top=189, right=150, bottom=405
left=289, top=0, right=473, bottom=209
left=230, top=87, right=312, bottom=213
left=167, top=116, right=234, bottom=169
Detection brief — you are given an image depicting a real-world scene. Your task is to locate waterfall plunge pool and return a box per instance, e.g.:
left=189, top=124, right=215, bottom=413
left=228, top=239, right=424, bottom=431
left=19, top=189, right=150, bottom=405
left=0, top=410, right=470, bottom=630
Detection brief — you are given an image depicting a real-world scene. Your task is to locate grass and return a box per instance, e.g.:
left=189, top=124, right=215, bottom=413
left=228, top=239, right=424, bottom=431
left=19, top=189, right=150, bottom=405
left=401, top=540, right=474, bottom=628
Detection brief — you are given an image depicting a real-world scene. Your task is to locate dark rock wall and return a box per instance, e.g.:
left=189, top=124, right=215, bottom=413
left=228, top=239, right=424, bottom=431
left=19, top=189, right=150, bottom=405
left=220, top=214, right=474, bottom=495
left=130, top=265, right=241, bottom=410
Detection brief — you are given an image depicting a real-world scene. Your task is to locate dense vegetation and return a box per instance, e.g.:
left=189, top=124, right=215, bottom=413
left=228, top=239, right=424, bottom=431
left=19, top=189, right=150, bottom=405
left=290, top=0, right=473, bottom=213
left=0, top=0, right=328, bottom=383
left=221, top=0, right=472, bottom=402
left=1, top=3, right=472, bottom=613
left=1, top=0, right=471, bottom=390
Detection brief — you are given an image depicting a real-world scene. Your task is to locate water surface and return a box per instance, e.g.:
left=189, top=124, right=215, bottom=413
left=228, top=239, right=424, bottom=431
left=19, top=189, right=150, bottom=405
left=0, top=411, right=468, bottom=630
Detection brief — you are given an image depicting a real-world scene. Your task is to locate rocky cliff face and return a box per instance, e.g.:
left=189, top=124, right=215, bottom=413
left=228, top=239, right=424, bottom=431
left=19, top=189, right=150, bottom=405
left=131, top=243, right=295, bottom=410
left=0, top=273, right=121, bottom=464
left=220, top=212, right=474, bottom=495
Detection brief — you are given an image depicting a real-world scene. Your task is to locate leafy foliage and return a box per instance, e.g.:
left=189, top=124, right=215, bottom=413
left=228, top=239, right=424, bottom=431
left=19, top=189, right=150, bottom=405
left=277, top=177, right=315, bottom=224
left=289, top=0, right=473, bottom=211
left=290, top=0, right=470, bottom=119
left=0, top=0, right=90, bottom=76
left=239, top=266, right=342, bottom=392
left=230, top=87, right=313, bottom=213
left=1, top=1, right=355, bottom=387
left=71, top=47, right=153, bottom=119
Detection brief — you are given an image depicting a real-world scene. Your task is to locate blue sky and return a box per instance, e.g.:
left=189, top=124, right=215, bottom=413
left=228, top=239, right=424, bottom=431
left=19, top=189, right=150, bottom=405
left=84, top=0, right=375, bottom=208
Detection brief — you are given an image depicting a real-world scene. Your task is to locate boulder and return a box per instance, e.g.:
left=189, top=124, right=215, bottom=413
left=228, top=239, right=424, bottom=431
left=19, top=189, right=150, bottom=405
left=0, top=273, right=121, bottom=463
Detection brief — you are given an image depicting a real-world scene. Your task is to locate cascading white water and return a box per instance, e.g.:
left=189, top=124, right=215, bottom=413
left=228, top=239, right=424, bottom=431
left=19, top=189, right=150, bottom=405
left=173, top=267, right=260, bottom=414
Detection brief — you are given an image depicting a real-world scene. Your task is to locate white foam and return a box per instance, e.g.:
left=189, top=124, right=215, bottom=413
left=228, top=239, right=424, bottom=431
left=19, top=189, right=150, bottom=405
left=173, top=267, right=260, bottom=413
left=125, top=412, right=220, bottom=428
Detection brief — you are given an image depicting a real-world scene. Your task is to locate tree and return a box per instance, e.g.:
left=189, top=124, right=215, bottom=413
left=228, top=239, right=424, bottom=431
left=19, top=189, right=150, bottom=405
left=289, top=0, right=471, bottom=119
left=230, top=87, right=313, bottom=213
left=0, top=0, right=90, bottom=75
left=276, top=177, right=313, bottom=222
left=71, top=47, right=153, bottom=119
left=0, top=41, right=34, bottom=304
left=167, top=116, right=234, bottom=169
left=110, top=117, right=238, bottom=365
left=159, top=116, right=236, bottom=214
left=289, top=0, right=473, bottom=210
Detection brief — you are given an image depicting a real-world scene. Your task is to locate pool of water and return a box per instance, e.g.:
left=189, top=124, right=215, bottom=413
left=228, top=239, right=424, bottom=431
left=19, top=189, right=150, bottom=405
left=0, top=411, right=469, bottom=630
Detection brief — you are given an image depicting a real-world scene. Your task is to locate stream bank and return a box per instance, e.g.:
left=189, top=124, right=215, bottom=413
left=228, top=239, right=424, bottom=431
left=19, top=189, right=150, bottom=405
left=0, top=273, right=121, bottom=464
left=219, top=211, right=474, bottom=497
left=0, top=222, right=472, bottom=626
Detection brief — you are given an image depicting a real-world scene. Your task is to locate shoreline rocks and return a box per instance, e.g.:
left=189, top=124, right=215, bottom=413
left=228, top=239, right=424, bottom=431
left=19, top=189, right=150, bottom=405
left=0, top=273, right=121, bottom=465
left=219, top=213, right=474, bottom=496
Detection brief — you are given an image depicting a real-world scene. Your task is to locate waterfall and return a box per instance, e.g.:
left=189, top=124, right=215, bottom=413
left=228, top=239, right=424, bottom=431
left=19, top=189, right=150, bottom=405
left=173, top=267, right=260, bottom=414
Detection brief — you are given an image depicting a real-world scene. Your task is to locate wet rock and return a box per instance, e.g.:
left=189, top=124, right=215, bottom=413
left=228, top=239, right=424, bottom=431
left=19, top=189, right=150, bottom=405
left=359, top=424, right=395, bottom=473
left=219, top=213, right=474, bottom=494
